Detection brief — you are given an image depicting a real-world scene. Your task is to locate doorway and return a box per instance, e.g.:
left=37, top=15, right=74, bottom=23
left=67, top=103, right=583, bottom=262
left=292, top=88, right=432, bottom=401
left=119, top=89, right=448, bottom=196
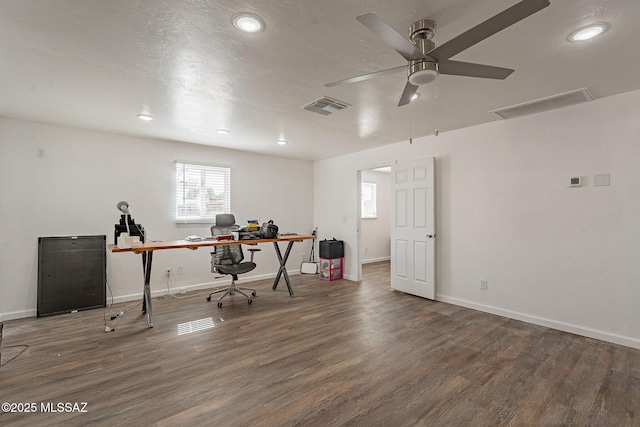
left=357, top=165, right=392, bottom=281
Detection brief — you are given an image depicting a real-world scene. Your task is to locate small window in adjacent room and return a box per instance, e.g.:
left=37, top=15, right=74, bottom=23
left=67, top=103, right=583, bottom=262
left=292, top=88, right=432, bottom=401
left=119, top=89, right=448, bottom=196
left=175, top=161, right=231, bottom=223
left=361, top=182, right=377, bottom=219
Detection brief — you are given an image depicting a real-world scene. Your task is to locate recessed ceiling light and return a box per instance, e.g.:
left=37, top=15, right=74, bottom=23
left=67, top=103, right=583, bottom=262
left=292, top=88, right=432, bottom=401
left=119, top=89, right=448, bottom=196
left=136, top=114, right=153, bottom=121
left=568, top=23, right=608, bottom=42
left=277, top=140, right=288, bottom=146
left=216, top=129, right=230, bottom=135
left=232, top=13, right=265, bottom=33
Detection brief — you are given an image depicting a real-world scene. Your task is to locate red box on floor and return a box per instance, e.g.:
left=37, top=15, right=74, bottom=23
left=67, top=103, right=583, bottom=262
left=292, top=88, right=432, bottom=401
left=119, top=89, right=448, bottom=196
left=319, top=257, right=343, bottom=281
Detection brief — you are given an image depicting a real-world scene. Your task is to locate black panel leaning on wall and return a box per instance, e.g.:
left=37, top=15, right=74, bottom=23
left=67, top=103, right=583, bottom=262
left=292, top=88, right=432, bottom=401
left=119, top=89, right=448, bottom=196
left=37, top=235, right=106, bottom=317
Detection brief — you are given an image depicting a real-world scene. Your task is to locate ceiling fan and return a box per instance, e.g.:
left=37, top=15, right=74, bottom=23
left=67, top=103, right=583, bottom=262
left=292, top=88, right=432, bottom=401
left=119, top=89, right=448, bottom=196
left=325, top=0, right=550, bottom=106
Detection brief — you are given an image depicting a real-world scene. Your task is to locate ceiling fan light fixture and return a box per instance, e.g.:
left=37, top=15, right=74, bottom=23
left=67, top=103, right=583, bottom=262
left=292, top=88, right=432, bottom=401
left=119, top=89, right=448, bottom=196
left=408, top=60, right=438, bottom=86
left=568, top=23, right=608, bottom=42
left=409, top=69, right=438, bottom=85
left=232, top=13, right=265, bottom=33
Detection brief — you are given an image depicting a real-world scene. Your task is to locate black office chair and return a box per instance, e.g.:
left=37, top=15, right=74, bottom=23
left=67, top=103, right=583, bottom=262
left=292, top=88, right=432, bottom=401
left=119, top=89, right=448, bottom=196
left=206, top=214, right=260, bottom=307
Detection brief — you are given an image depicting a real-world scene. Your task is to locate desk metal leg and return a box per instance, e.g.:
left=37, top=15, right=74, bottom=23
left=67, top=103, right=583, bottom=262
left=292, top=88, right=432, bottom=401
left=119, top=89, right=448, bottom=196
left=141, top=252, right=147, bottom=313
left=141, top=251, right=154, bottom=328
left=272, top=241, right=295, bottom=297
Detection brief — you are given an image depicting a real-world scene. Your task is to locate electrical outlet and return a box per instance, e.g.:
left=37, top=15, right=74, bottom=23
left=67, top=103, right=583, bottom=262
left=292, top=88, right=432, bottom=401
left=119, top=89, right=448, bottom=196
left=177, top=266, right=184, bottom=275
left=480, top=280, right=488, bottom=290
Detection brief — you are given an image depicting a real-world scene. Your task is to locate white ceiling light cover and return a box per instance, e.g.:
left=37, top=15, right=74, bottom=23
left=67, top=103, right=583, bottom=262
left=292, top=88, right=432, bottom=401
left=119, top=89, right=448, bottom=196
left=232, top=13, right=265, bottom=33
left=490, top=88, right=593, bottom=119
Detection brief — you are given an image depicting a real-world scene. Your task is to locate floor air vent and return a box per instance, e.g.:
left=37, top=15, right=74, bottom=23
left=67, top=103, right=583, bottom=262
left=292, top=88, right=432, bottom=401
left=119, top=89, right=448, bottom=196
left=490, top=88, right=593, bottom=119
left=301, top=96, right=350, bottom=116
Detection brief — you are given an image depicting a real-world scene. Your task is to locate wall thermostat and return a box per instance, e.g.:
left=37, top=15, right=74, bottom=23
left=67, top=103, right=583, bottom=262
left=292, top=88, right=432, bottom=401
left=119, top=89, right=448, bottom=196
left=568, top=176, right=582, bottom=187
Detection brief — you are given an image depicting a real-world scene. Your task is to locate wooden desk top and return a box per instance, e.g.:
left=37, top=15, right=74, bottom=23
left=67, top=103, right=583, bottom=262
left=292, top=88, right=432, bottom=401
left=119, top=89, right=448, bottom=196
left=108, top=234, right=316, bottom=254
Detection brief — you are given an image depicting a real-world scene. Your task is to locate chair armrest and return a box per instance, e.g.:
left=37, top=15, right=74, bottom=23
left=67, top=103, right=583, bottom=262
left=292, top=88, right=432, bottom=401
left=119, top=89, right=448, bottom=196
left=210, top=259, right=221, bottom=274
left=247, top=248, right=261, bottom=262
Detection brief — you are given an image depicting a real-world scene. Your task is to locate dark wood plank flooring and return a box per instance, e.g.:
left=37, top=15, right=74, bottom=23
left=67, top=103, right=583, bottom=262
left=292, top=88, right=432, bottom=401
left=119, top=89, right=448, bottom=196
left=1, top=261, right=639, bottom=426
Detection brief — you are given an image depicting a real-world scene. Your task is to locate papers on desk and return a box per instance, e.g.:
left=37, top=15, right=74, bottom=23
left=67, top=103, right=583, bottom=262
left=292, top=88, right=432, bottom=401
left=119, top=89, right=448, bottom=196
left=186, top=233, right=300, bottom=242
left=185, top=235, right=215, bottom=242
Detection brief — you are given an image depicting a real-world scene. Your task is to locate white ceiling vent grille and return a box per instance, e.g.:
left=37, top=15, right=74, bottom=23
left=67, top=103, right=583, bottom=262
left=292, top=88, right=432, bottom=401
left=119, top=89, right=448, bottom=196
left=490, top=88, right=593, bottom=119
left=301, top=96, right=350, bottom=116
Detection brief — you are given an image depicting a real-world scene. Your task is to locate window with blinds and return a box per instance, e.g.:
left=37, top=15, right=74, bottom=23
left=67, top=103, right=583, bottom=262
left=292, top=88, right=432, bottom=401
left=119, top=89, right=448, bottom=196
left=361, top=182, right=377, bottom=219
left=175, top=161, right=231, bottom=223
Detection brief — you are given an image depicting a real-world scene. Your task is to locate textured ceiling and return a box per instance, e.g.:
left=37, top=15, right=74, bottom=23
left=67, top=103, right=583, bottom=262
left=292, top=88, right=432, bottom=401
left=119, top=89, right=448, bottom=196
left=1, top=0, right=639, bottom=161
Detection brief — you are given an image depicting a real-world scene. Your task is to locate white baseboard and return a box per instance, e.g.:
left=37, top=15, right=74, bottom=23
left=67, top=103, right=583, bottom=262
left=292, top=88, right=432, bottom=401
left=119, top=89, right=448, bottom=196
left=437, top=294, right=640, bottom=350
left=0, top=309, right=36, bottom=322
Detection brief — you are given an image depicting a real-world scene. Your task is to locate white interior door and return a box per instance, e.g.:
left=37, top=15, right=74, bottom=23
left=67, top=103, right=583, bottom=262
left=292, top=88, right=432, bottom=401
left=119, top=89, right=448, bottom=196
left=391, top=157, right=435, bottom=299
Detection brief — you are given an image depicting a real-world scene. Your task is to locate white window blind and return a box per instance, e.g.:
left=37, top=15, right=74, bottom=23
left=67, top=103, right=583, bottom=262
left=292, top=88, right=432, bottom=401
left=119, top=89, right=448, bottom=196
left=361, top=182, right=377, bottom=219
left=175, top=161, right=231, bottom=223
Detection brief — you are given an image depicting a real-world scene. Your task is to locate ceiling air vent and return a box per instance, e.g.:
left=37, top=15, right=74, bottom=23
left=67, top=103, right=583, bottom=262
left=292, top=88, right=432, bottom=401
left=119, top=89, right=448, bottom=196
left=490, top=88, right=593, bottom=120
left=301, top=96, right=350, bottom=116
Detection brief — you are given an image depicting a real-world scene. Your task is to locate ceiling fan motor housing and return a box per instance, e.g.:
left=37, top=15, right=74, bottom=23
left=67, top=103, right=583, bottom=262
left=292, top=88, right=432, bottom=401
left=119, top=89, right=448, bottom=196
left=410, top=19, right=436, bottom=56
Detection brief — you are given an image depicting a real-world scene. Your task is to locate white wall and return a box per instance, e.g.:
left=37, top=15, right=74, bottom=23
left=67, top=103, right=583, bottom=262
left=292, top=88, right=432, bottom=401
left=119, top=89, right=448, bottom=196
left=314, top=89, right=640, bottom=349
left=0, top=118, right=314, bottom=320
left=360, top=169, right=390, bottom=263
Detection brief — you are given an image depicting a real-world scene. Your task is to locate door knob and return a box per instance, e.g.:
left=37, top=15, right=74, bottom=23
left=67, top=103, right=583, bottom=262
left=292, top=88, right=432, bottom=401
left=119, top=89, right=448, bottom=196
left=426, top=234, right=435, bottom=238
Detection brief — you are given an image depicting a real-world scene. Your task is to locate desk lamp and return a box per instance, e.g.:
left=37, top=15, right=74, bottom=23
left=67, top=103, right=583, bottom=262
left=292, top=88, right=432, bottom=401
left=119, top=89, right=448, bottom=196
left=117, top=201, right=130, bottom=235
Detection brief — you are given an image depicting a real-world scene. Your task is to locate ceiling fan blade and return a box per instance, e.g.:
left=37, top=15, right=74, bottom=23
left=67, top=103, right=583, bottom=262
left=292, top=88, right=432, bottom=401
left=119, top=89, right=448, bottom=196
left=356, top=13, right=425, bottom=61
left=438, top=60, right=514, bottom=79
left=324, top=65, right=406, bottom=87
left=398, top=81, right=419, bottom=107
left=428, top=0, right=550, bottom=61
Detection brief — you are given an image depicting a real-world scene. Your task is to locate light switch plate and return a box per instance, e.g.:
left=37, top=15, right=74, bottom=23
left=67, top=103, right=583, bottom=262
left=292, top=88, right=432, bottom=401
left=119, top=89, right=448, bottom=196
left=593, top=173, right=610, bottom=187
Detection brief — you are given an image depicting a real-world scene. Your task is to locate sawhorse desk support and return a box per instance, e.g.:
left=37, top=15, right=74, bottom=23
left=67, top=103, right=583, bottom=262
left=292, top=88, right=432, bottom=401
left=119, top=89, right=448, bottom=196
left=109, top=234, right=316, bottom=328
left=272, top=238, right=297, bottom=297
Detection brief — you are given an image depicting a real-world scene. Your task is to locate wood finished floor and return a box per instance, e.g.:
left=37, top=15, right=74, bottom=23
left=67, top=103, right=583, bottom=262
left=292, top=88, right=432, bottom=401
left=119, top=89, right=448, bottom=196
left=1, top=261, right=639, bottom=426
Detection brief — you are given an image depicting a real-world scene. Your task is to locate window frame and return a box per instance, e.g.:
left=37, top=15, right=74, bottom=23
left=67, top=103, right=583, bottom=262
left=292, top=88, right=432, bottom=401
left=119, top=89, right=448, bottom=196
left=175, top=160, right=231, bottom=224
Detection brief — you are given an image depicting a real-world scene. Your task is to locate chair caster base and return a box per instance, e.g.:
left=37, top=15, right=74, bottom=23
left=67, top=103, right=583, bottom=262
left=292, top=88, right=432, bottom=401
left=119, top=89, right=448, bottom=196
left=206, top=286, right=256, bottom=307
